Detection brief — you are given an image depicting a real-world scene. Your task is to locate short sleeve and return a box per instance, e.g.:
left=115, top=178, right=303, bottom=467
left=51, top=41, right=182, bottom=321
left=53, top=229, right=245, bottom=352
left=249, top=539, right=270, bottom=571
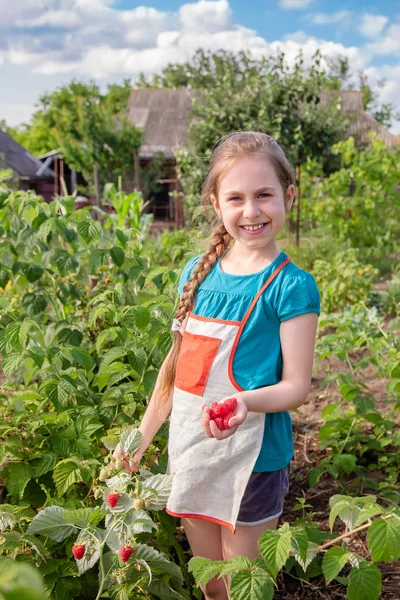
left=177, top=255, right=202, bottom=295
left=276, top=271, right=320, bottom=323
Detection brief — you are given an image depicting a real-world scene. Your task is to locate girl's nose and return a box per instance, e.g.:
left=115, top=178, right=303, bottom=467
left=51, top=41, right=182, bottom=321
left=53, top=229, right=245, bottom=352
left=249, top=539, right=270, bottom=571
left=243, top=202, right=261, bottom=220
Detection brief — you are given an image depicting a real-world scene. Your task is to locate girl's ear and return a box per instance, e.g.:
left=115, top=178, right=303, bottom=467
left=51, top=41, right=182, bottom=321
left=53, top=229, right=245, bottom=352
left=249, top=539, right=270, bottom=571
left=285, top=184, right=295, bottom=212
left=210, top=194, right=222, bottom=219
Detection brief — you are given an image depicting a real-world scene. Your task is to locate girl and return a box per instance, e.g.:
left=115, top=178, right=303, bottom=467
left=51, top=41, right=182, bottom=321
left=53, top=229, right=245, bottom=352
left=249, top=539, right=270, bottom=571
left=114, top=131, right=320, bottom=600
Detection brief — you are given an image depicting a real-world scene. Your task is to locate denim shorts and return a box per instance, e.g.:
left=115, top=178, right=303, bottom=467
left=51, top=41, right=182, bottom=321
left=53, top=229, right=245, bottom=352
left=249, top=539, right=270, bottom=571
left=236, top=462, right=291, bottom=526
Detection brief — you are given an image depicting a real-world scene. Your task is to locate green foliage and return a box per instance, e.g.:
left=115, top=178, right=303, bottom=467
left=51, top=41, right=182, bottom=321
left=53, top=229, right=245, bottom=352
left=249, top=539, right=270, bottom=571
left=312, top=248, right=378, bottom=312
left=189, top=495, right=399, bottom=599
left=0, top=559, right=48, bottom=600
left=307, top=137, right=400, bottom=264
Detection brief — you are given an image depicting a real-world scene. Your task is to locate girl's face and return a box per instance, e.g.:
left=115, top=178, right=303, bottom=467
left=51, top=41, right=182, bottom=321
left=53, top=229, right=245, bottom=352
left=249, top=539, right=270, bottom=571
left=211, top=155, right=294, bottom=255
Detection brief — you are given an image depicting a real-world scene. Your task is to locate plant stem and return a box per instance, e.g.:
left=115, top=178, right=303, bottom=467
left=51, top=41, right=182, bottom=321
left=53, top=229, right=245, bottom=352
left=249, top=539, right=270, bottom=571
left=315, top=514, right=393, bottom=552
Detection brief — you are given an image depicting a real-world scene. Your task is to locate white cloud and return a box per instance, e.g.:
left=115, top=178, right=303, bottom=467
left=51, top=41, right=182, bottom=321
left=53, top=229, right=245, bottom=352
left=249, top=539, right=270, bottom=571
left=365, top=24, right=400, bottom=56
left=179, top=0, right=231, bottom=33
left=359, top=13, right=388, bottom=37
left=279, top=0, right=314, bottom=9
left=0, top=0, right=399, bottom=134
left=364, top=64, right=400, bottom=133
left=312, top=11, right=351, bottom=25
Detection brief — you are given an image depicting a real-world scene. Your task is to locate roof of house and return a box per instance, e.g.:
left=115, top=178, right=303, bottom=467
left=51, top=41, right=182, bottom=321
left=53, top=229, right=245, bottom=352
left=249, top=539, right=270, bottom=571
left=0, top=129, right=54, bottom=179
left=126, top=88, right=400, bottom=157
left=126, top=88, right=195, bottom=159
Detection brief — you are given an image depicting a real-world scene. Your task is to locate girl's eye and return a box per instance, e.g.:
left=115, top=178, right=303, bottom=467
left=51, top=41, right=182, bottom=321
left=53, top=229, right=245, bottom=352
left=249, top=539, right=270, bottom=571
left=229, top=196, right=242, bottom=202
left=259, top=193, right=272, bottom=198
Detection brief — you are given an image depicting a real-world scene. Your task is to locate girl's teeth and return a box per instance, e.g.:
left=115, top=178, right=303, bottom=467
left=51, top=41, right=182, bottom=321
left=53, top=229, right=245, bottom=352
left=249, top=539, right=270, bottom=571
left=243, top=224, right=265, bottom=231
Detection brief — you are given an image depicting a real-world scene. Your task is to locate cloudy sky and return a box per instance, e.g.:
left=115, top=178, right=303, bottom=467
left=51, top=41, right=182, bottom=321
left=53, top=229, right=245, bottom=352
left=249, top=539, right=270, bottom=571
left=1, top=0, right=399, bottom=133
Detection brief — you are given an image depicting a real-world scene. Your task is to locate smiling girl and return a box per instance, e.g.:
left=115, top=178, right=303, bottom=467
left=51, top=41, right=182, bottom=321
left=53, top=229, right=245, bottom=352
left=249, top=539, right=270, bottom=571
left=114, top=131, right=320, bottom=600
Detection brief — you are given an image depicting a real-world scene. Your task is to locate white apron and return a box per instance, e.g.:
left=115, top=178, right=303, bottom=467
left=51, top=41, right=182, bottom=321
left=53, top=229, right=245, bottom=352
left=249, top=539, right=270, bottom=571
left=166, top=257, right=291, bottom=533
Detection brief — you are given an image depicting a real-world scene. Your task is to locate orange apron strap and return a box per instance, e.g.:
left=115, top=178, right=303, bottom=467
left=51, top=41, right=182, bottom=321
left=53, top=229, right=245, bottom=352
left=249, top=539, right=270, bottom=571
left=228, top=255, right=291, bottom=391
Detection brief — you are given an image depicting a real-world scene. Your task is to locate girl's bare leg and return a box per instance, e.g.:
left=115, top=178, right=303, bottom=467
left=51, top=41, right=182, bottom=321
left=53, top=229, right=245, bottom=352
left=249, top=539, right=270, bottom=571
left=181, top=518, right=229, bottom=600
left=221, top=517, right=279, bottom=561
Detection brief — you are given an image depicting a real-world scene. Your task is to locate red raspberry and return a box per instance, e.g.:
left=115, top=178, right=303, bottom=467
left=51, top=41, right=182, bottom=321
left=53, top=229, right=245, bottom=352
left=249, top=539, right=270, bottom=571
left=107, top=493, right=120, bottom=508
left=210, top=402, right=225, bottom=419
left=223, top=398, right=237, bottom=414
left=120, top=545, right=133, bottom=563
left=214, top=417, right=224, bottom=431
left=72, top=544, right=86, bottom=560
left=223, top=411, right=234, bottom=430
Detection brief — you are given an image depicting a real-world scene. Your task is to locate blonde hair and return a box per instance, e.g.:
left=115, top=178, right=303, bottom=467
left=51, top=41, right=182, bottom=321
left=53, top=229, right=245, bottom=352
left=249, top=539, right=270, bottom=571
left=155, top=131, right=295, bottom=413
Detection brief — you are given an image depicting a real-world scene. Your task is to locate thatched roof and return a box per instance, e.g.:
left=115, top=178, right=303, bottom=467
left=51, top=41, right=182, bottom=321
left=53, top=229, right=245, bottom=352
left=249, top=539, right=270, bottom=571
left=0, top=130, right=53, bottom=179
left=126, top=88, right=400, bottom=157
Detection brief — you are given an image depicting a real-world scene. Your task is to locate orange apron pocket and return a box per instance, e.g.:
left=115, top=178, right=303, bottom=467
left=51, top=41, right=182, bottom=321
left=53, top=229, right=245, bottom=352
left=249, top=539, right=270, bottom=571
left=175, top=331, right=221, bottom=396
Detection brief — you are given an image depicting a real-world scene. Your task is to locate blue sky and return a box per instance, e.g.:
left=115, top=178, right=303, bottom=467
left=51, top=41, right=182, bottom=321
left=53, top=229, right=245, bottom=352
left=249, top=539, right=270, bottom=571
left=1, top=0, right=399, bottom=133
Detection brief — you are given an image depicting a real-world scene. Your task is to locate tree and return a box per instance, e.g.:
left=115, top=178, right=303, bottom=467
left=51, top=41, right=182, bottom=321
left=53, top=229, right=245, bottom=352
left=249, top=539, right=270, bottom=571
left=6, top=80, right=141, bottom=192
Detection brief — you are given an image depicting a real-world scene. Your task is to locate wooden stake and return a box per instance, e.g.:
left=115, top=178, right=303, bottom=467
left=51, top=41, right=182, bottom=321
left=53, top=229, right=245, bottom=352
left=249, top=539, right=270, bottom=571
left=133, top=150, right=141, bottom=192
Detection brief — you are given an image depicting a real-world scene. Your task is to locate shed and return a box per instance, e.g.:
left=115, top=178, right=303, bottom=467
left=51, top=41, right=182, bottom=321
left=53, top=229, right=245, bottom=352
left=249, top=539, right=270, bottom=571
left=0, top=129, right=54, bottom=201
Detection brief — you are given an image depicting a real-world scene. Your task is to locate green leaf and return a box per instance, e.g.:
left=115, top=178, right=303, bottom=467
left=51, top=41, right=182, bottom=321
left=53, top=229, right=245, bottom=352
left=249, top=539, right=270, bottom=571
left=120, top=427, right=142, bottom=453
left=0, top=506, right=18, bottom=531
left=258, top=524, right=292, bottom=578
left=26, top=506, right=76, bottom=542
left=134, top=307, right=150, bottom=330
left=332, top=453, right=357, bottom=475
left=53, top=458, right=84, bottom=496
left=5, top=463, right=34, bottom=500
left=110, top=247, right=125, bottom=267
left=230, top=569, right=274, bottom=600
left=116, top=229, right=129, bottom=247
left=143, top=369, right=158, bottom=396
left=322, top=547, right=350, bottom=584
left=291, top=528, right=309, bottom=563
left=20, top=263, right=44, bottom=283
left=63, top=507, right=102, bottom=528
left=347, top=562, right=382, bottom=600
left=134, top=544, right=183, bottom=583
left=140, top=474, right=174, bottom=510
left=31, top=453, right=58, bottom=478
left=1, top=351, right=24, bottom=376
left=367, top=517, right=400, bottom=562
left=218, top=556, right=251, bottom=577
left=53, top=249, right=79, bottom=275
left=89, top=249, right=108, bottom=273
left=188, top=557, right=224, bottom=587
left=5, top=321, right=29, bottom=351
left=77, top=220, right=101, bottom=244
left=71, top=348, right=94, bottom=372
left=40, top=378, right=74, bottom=409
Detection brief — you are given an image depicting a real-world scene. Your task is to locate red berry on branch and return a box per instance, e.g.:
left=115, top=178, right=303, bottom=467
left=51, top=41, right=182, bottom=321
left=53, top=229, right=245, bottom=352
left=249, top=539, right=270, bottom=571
left=107, top=493, right=120, bottom=508
left=120, top=545, right=133, bottom=563
left=72, top=544, right=86, bottom=560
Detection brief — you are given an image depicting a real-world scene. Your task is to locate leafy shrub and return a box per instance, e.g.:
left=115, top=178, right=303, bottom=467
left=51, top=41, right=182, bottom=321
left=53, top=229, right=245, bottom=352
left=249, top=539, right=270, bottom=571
left=312, top=249, right=378, bottom=312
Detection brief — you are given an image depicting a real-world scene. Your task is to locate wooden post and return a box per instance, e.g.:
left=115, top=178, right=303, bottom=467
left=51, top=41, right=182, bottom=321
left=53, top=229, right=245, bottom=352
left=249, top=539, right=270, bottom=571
left=60, top=159, right=65, bottom=196
left=93, top=164, right=100, bottom=206
left=71, top=169, right=77, bottom=194
left=54, top=157, right=58, bottom=197
left=296, top=164, right=301, bottom=247
left=133, top=150, right=141, bottom=192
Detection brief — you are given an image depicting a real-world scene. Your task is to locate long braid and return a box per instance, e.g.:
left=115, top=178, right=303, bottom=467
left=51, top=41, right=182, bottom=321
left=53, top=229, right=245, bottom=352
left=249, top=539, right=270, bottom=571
left=155, top=222, right=232, bottom=414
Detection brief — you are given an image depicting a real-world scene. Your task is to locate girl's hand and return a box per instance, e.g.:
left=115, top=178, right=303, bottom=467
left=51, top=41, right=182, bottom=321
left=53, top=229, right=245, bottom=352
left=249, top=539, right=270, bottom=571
left=201, top=395, right=248, bottom=441
left=113, top=443, right=143, bottom=473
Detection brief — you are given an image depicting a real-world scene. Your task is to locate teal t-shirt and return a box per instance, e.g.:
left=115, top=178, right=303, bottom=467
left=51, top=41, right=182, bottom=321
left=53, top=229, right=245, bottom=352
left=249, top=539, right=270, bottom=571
left=177, top=250, right=320, bottom=472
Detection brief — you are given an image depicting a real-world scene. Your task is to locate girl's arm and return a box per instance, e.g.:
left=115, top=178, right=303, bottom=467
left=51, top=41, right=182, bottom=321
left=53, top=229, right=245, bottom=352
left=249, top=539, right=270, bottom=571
left=239, top=312, right=319, bottom=413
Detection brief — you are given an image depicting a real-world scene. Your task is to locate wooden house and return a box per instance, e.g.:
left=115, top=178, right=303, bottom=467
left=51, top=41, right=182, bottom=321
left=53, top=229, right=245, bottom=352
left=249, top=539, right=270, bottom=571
left=0, top=129, right=54, bottom=201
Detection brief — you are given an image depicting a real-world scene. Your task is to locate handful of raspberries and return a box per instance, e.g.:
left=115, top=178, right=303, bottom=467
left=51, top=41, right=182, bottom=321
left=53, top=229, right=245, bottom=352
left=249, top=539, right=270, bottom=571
left=209, top=398, right=237, bottom=431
